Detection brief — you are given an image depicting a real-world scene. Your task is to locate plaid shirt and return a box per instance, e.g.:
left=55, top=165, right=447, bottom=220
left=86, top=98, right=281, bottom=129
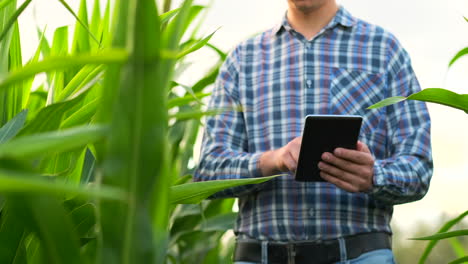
left=194, top=7, right=433, bottom=241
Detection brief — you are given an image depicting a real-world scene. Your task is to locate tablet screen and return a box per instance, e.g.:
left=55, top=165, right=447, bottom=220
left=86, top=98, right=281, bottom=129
left=295, top=115, right=362, bottom=182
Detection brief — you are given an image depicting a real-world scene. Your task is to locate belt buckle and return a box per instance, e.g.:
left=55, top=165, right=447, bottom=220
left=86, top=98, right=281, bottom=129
left=287, top=243, right=296, bottom=264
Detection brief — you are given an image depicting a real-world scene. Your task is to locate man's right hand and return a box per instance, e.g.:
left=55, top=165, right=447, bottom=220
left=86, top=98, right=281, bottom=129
left=258, top=137, right=302, bottom=176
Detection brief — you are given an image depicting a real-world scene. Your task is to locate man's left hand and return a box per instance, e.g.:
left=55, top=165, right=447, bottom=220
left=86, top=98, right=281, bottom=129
left=318, top=141, right=374, bottom=193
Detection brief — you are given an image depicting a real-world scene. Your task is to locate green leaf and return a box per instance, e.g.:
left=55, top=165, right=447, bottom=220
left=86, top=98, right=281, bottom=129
left=57, top=64, right=105, bottom=101
left=159, top=7, right=180, bottom=24
left=7, top=194, right=83, bottom=264
left=418, top=210, right=468, bottom=264
left=61, top=96, right=99, bottom=129
left=366, top=96, right=406, bottom=109
left=0, top=0, right=32, bottom=43
left=0, top=50, right=128, bottom=92
left=177, top=29, right=217, bottom=59
left=0, top=125, right=107, bottom=159
left=100, top=0, right=167, bottom=263
left=449, top=256, right=468, bottom=264
left=448, top=238, right=467, bottom=258
left=58, top=0, right=99, bottom=49
left=19, top=90, right=90, bottom=136
left=406, top=88, right=468, bottom=113
left=0, top=0, right=15, bottom=10
left=367, top=88, right=468, bottom=113
left=0, top=169, right=126, bottom=201
left=67, top=203, right=96, bottom=237
left=0, top=202, right=28, bottom=264
left=449, top=47, right=468, bottom=67
left=168, top=92, right=209, bottom=109
left=170, top=108, right=229, bottom=121
left=170, top=175, right=280, bottom=204
left=411, top=229, right=468, bottom=241
left=0, top=109, right=27, bottom=143
left=200, top=212, right=237, bottom=232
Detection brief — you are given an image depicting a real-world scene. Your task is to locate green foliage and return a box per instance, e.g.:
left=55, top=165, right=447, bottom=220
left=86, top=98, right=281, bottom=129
left=0, top=0, right=273, bottom=263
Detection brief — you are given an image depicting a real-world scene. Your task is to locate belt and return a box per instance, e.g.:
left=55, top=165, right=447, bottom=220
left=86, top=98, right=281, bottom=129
left=233, top=232, right=391, bottom=264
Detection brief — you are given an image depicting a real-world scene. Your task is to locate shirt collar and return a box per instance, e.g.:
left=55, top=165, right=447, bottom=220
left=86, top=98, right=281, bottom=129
left=273, top=6, right=357, bottom=36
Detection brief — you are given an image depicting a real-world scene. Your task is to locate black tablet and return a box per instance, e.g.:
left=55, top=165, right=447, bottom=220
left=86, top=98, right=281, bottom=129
left=295, top=115, right=363, bottom=182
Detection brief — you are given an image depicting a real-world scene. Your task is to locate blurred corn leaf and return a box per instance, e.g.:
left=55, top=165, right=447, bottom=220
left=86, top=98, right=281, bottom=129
left=417, top=210, right=468, bottom=264
left=412, top=230, right=468, bottom=241
left=0, top=0, right=31, bottom=43
left=0, top=109, right=27, bottom=143
left=0, top=50, right=127, bottom=91
left=0, top=169, right=125, bottom=201
left=449, top=256, right=468, bottom=264
left=171, top=175, right=280, bottom=204
left=449, top=47, right=468, bottom=67
left=0, top=125, right=106, bottom=159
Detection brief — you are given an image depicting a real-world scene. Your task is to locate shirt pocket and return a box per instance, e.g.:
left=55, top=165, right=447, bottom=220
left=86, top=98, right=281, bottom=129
left=329, top=67, right=387, bottom=136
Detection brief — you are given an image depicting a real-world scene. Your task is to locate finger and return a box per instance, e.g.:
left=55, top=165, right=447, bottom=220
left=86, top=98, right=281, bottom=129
left=320, top=171, right=359, bottom=193
left=321, top=153, right=360, bottom=174
left=332, top=148, right=373, bottom=165
left=357, top=141, right=371, bottom=154
left=318, top=161, right=361, bottom=183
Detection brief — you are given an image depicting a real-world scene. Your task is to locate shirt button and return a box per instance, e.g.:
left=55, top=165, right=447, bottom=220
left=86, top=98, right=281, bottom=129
left=309, top=208, right=315, bottom=217
left=306, top=80, right=312, bottom=86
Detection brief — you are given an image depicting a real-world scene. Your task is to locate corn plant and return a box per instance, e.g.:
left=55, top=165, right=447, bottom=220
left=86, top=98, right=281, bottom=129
left=369, top=21, right=468, bottom=264
left=0, top=0, right=276, bottom=263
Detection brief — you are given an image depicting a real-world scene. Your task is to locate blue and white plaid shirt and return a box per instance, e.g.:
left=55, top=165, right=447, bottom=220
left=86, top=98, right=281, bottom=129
left=194, top=7, right=433, bottom=242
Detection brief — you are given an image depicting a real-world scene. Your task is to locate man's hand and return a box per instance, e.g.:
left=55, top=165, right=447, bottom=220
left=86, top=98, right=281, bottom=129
left=318, top=141, right=374, bottom=192
left=259, top=137, right=302, bottom=176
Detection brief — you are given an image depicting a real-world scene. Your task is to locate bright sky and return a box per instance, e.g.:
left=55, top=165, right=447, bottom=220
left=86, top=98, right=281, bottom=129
left=17, top=0, right=468, bottom=233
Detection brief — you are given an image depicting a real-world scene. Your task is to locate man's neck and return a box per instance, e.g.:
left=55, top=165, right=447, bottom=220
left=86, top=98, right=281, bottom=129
left=287, top=2, right=339, bottom=40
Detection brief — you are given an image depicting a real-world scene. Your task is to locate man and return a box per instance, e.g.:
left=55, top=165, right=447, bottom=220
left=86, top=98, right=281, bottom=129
left=194, top=0, right=433, bottom=263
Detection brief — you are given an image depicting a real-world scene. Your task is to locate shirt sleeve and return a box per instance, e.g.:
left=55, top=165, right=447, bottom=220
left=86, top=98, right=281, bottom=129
left=367, top=36, right=434, bottom=205
left=193, top=47, right=265, bottom=198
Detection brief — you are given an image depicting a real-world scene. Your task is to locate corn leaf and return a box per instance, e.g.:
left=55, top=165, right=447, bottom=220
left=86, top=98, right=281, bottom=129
left=366, top=96, right=406, bottom=109
left=368, top=88, right=468, bottom=113
left=0, top=169, right=125, bottom=201
left=159, top=7, right=180, bottom=24
left=1, top=22, right=23, bottom=122
left=0, top=0, right=31, bottom=43
left=57, top=65, right=104, bottom=101
left=170, top=175, right=280, bottom=204
left=100, top=0, right=167, bottom=262
left=449, top=47, right=468, bottom=67
left=58, top=0, right=99, bottom=50
left=67, top=203, right=96, bottom=237
left=0, top=125, right=107, bottom=159
left=0, top=0, right=15, bottom=10
left=61, top=96, right=99, bottom=129
left=0, top=50, right=128, bottom=92
left=7, top=194, right=83, bottom=264
left=0, top=109, right=27, bottom=143
left=418, top=210, right=468, bottom=264
left=448, top=238, right=467, bottom=258
left=0, top=202, right=28, bottom=264
left=177, top=29, right=217, bottom=59
left=19, top=90, right=90, bottom=136
left=449, top=256, right=468, bottom=264
left=168, top=92, right=209, bottom=109
left=411, top=229, right=468, bottom=241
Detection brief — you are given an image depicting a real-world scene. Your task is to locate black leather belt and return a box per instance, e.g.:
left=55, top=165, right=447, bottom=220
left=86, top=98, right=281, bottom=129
left=233, top=232, right=391, bottom=264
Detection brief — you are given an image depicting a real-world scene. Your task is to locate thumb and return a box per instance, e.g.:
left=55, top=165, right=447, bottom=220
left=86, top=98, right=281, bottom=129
left=357, top=141, right=371, bottom=154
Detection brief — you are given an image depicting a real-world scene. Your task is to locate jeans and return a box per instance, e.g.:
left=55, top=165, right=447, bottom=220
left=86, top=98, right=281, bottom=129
left=234, top=239, right=396, bottom=264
